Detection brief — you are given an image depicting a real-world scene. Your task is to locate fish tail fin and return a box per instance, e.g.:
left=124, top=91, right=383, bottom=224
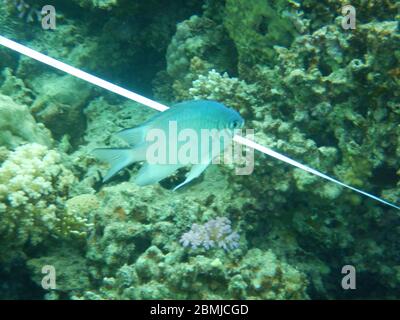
left=92, top=147, right=144, bottom=182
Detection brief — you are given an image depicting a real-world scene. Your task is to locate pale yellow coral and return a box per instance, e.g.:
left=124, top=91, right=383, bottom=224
left=0, top=143, right=90, bottom=262
left=66, top=194, right=99, bottom=215
left=188, top=69, right=259, bottom=117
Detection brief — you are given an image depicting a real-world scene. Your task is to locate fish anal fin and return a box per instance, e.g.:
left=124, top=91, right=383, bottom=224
left=135, top=163, right=183, bottom=186
left=173, top=162, right=210, bottom=191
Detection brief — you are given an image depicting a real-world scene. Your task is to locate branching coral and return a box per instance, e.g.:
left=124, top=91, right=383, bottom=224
left=0, top=143, right=90, bottom=263
left=186, top=69, right=259, bottom=118
left=180, top=217, right=240, bottom=250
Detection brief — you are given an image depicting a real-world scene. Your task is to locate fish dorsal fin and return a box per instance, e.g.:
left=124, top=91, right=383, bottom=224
left=115, top=109, right=167, bottom=146
left=116, top=125, right=147, bottom=146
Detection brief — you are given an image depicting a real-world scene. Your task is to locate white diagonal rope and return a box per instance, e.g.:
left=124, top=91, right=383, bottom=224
left=1, top=35, right=398, bottom=210
left=0, top=36, right=168, bottom=112
left=233, top=135, right=400, bottom=210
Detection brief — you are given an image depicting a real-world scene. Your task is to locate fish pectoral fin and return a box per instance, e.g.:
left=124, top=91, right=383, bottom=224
left=173, top=162, right=210, bottom=191
left=135, top=163, right=183, bottom=186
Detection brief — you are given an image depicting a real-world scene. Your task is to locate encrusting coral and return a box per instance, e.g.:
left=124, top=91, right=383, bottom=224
left=29, top=75, right=93, bottom=142
left=223, top=0, right=300, bottom=66
left=0, top=93, right=52, bottom=148
left=73, top=246, right=308, bottom=300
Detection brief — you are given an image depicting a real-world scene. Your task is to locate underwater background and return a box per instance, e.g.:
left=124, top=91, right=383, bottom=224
left=0, top=0, right=399, bottom=300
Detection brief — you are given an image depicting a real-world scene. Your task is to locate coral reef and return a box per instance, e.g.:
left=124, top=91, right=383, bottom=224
left=75, top=246, right=308, bottom=300
left=164, top=14, right=237, bottom=100
left=2, top=0, right=42, bottom=23
left=0, top=67, right=34, bottom=105
left=71, top=0, right=118, bottom=10
left=180, top=217, right=240, bottom=250
left=0, top=144, right=90, bottom=264
left=0, top=0, right=399, bottom=300
left=223, top=0, right=300, bottom=66
left=161, top=0, right=400, bottom=299
left=29, top=75, right=93, bottom=142
left=185, top=69, right=260, bottom=118
left=25, top=181, right=305, bottom=300
left=0, top=93, right=52, bottom=148
left=27, top=247, right=91, bottom=298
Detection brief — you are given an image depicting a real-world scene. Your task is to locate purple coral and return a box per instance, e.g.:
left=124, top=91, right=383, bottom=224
left=180, top=217, right=240, bottom=251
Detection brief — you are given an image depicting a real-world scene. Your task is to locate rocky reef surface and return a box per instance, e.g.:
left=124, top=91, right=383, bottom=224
left=0, top=0, right=399, bottom=299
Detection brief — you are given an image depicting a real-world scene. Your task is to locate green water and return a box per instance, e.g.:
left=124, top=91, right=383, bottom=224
left=0, top=0, right=399, bottom=300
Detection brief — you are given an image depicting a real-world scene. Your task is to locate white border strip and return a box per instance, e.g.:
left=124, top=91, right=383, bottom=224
left=1, top=35, right=398, bottom=210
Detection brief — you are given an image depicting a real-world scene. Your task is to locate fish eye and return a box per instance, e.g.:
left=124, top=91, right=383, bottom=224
left=230, top=120, right=240, bottom=129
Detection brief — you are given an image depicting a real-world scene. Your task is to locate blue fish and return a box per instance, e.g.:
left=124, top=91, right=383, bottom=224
left=93, top=100, right=244, bottom=190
